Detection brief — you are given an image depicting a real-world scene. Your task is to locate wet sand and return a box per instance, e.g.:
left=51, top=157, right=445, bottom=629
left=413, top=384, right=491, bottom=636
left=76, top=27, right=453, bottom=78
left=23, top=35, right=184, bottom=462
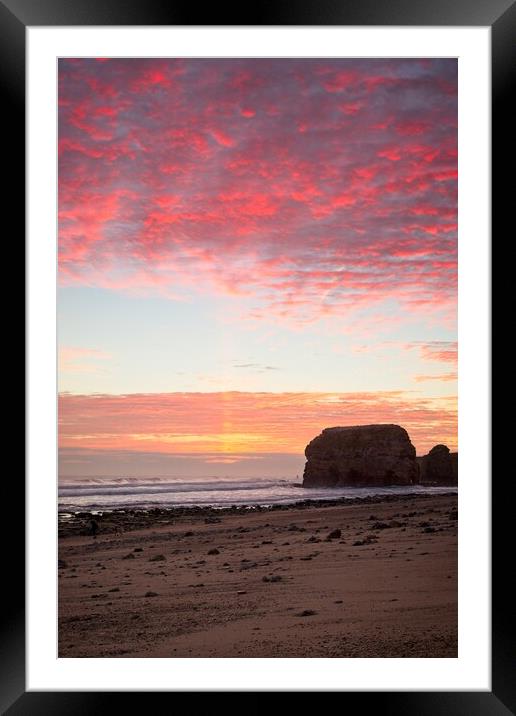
left=58, top=493, right=457, bottom=658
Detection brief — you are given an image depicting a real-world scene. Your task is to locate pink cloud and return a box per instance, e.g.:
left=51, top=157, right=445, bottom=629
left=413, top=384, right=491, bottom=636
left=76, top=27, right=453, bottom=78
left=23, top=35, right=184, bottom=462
left=59, top=347, right=112, bottom=374
left=405, top=341, right=458, bottom=364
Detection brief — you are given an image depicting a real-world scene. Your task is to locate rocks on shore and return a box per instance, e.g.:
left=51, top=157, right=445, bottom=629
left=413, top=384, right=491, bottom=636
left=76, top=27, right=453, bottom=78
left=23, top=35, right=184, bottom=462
left=303, top=424, right=418, bottom=488
left=417, top=444, right=458, bottom=485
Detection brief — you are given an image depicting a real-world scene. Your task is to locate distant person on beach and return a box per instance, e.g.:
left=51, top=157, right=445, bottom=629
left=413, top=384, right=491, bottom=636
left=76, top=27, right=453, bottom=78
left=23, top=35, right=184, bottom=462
left=89, top=518, right=99, bottom=539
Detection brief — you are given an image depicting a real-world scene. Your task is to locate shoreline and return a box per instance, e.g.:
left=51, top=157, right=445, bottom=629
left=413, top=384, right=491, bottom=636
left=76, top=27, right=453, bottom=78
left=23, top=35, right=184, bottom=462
left=58, top=489, right=457, bottom=538
left=59, top=492, right=457, bottom=657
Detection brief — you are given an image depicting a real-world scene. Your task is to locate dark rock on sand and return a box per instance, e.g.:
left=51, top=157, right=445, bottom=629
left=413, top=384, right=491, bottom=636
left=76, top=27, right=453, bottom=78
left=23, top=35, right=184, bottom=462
left=326, top=529, right=342, bottom=540
left=207, top=548, right=220, bottom=555
left=149, top=554, right=166, bottom=562
left=303, top=424, right=418, bottom=487
left=353, top=536, right=377, bottom=546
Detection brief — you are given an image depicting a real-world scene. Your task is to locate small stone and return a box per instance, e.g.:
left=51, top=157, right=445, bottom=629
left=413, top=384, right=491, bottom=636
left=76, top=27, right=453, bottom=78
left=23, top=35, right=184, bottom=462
left=207, top=548, right=220, bottom=555
left=326, top=529, right=342, bottom=540
left=149, top=554, right=166, bottom=562
left=145, top=591, right=158, bottom=597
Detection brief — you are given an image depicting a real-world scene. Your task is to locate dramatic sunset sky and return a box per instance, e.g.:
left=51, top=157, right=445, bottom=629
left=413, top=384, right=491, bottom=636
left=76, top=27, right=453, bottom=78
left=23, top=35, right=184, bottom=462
left=58, top=58, right=457, bottom=478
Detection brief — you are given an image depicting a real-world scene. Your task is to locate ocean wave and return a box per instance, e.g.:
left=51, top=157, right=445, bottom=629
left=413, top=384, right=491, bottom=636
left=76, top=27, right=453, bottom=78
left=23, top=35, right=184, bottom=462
left=58, top=478, right=294, bottom=497
left=58, top=477, right=457, bottom=512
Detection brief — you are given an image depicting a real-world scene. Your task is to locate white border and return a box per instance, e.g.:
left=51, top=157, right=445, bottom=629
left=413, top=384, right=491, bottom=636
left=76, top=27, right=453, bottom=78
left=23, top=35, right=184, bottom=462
left=27, top=27, right=490, bottom=691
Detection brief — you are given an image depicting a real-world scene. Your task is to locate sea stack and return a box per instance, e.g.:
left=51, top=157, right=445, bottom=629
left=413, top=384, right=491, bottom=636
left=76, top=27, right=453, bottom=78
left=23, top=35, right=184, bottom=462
left=417, top=444, right=458, bottom=485
left=302, top=424, right=418, bottom=488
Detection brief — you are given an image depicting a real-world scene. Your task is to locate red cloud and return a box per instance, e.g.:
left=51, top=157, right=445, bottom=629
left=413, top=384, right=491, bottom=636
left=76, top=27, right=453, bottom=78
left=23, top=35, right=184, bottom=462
left=58, top=59, right=457, bottom=329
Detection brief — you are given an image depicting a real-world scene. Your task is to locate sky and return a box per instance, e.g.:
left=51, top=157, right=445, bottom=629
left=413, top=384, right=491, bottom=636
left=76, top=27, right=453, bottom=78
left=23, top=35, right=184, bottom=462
left=58, top=58, right=457, bottom=477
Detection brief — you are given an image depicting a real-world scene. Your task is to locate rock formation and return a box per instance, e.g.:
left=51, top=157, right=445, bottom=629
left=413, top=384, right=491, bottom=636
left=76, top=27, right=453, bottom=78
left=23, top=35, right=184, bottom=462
left=302, top=424, right=418, bottom=488
left=418, top=444, right=458, bottom=485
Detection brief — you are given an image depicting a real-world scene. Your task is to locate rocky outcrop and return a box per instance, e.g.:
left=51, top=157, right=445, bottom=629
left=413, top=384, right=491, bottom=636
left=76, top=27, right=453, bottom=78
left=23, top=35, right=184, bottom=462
left=302, top=424, right=418, bottom=488
left=418, top=444, right=457, bottom=485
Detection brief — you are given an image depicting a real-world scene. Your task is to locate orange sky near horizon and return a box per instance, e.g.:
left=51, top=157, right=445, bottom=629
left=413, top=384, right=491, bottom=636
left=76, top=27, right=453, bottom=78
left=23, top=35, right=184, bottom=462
left=59, top=390, right=457, bottom=457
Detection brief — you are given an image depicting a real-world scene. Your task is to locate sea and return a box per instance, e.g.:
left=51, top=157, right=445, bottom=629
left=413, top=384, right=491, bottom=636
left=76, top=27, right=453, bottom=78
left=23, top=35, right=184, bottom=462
left=58, top=475, right=457, bottom=513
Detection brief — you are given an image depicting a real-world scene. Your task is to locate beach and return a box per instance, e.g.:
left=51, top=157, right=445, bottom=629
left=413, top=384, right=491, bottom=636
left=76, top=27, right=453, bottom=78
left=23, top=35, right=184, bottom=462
left=58, top=492, right=457, bottom=658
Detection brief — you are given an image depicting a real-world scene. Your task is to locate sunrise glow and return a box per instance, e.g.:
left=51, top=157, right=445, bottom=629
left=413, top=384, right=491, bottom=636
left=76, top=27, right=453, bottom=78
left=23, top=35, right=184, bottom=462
left=58, top=59, right=457, bottom=475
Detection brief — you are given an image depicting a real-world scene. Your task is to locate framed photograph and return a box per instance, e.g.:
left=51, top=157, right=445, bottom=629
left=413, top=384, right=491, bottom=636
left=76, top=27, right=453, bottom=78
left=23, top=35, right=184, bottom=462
left=10, top=0, right=504, bottom=708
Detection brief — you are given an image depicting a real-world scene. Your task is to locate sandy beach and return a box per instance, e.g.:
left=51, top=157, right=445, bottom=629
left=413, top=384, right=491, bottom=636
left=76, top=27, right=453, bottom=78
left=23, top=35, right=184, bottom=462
left=58, top=492, right=457, bottom=658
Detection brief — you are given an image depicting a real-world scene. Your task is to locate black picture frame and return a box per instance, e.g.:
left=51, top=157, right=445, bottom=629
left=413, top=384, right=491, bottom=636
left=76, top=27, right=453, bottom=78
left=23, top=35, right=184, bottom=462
left=8, top=0, right=505, bottom=709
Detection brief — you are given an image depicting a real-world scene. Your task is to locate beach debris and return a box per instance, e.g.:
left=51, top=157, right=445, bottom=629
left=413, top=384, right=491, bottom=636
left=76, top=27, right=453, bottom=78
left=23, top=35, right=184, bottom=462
left=207, top=548, right=220, bottom=555
left=352, top=536, right=377, bottom=546
left=296, top=609, right=317, bottom=617
left=370, top=522, right=390, bottom=530
left=133, top=547, right=143, bottom=552
left=237, top=590, right=247, bottom=595
left=262, top=575, right=282, bottom=583
left=326, top=529, right=342, bottom=540
left=144, top=591, right=158, bottom=597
